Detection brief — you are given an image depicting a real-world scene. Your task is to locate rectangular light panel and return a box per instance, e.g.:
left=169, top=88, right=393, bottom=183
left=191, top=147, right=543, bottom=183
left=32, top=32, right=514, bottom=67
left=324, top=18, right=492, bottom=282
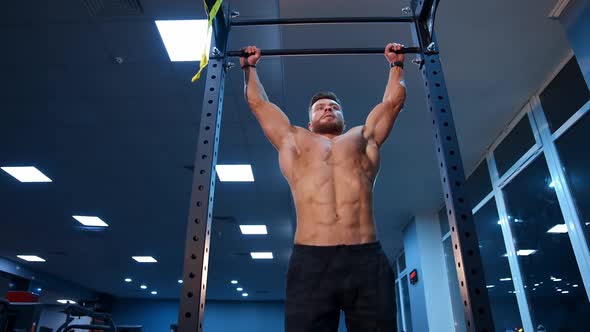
left=73, top=215, right=109, bottom=227
left=547, top=224, right=568, bottom=233
left=1, top=166, right=52, bottom=183
left=155, top=20, right=211, bottom=62
left=17, top=255, right=46, bottom=262
left=132, top=256, right=158, bottom=263
left=216, top=165, right=254, bottom=182
left=516, top=249, right=537, bottom=256
left=239, top=225, right=267, bottom=235
left=250, top=252, right=273, bottom=259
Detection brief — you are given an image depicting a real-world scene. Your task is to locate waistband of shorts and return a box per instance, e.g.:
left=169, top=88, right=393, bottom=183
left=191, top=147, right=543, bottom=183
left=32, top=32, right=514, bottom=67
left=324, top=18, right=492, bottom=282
left=292, top=241, right=382, bottom=253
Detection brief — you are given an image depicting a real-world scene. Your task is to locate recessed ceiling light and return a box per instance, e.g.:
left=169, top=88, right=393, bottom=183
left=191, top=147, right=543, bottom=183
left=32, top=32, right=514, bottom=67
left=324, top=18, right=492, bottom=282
left=215, top=165, right=254, bottom=182
left=17, top=255, right=46, bottom=262
left=1, top=166, right=52, bottom=183
left=140, top=285, right=147, bottom=289
left=242, top=293, right=248, bottom=297
left=132, top=256, right=157, bottom=263
left=151, top=291, right=158, bottom=295
left=231, top=280, right=238, bottom=284
left=36, top=288, right=42, bottom=292
left=499, top=278, right=512, bottom=282
left=236, top=287, right=243, bottom=291
left=573, top=284, right=579, bottom=288
left=178, top=279, right=183, bottom=284
left=486, top=285, right=495, bottom=289
left=239, top=225, right=267, bottom=235
left=561, top=290, right=569, bottom=294
left=73, top=216, right=109, bottom=227
left=125, top=278, right=132, bottom=283
left=57, top=299, right=76, bottom=304
left=155, top=20, right=211, bottom=62
left=516, top=249, right=537, bottom=256
left=250, top=252, right=273, bottom=259
left=547, top=224, right=568, bottom=234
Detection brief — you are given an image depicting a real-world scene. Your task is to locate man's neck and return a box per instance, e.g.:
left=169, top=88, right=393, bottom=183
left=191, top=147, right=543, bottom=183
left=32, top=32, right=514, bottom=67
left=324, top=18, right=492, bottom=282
left=310, top=129, right=342, bottom=139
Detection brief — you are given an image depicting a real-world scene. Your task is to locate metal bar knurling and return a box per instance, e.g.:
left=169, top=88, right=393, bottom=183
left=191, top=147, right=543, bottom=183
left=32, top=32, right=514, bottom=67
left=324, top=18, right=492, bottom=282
left=421, top=45, right=496, bottom=331
left=177, top=57, right=225, bottom=332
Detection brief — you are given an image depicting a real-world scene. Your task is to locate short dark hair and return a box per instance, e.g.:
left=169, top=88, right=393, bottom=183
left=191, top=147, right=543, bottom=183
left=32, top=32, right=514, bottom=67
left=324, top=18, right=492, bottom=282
left=308, top=91, right=342, bottom=110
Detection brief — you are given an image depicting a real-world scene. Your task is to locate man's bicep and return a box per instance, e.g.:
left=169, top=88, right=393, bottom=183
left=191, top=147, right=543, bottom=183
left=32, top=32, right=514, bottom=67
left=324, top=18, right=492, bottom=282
left=364, top=102, right=401, bottom=146
left=251, top=101, right=294, bottom=148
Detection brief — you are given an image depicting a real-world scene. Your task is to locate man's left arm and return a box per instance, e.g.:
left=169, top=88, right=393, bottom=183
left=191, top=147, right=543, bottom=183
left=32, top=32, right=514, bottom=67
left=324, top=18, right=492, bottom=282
left=363, top=43, right=407, bottom=147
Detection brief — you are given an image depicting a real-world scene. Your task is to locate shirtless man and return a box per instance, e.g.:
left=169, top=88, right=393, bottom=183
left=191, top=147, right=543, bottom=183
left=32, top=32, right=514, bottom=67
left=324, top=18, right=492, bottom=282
left=241, top=43, right=406, bottom=332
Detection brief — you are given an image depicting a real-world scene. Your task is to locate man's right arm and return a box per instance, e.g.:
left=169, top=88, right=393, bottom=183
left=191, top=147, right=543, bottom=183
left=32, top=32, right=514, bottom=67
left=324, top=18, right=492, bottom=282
left=243, top=65, right=294, bottom=150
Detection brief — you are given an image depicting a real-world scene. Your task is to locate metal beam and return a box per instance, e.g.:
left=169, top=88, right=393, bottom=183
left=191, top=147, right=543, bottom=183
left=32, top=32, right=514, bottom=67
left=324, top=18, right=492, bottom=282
left=413, top=31, right=496, bottom=332
left=412, top=0, right=440, bottom=48
left=230, top=16, right=413, bottom=26
left=225, top=47, right=422, bottom=58
left=177, top=55, right=225, bottom=332
left=206, top=0, right=229, bottom=54
left=177, top=3, right=229, bottom=331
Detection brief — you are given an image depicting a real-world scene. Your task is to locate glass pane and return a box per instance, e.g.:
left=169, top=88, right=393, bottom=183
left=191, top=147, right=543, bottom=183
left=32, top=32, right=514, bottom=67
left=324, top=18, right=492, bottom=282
left=503, top=155, right=590, bottom=330
left=399, top=251, right=406, bottom=272
left=556, top=112, right=590, bottom=255
left=494, top=116, right=536, bottom=176
left=472, top=199, right=523, bottom=330
left=439, top=206, right=450, bottom=236
left=443, top=237, right=467, bottom=331
left=395, top=281, right=403, bottom=332
left=464, top=160, right=492, bottom=209
left=540, top=57, right=590, bottom=133
left=401, top=275, right=413, bottom=332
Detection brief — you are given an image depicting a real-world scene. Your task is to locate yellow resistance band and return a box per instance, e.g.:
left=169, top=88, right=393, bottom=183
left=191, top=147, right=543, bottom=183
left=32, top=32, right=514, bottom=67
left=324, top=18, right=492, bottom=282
left=191, top=0, right=223, bottom=82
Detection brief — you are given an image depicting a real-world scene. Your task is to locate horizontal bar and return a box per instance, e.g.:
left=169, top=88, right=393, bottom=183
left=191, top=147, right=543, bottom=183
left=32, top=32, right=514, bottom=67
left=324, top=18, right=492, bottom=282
left=226, top=47, right=421, bottom=57
left=230, top=16, right=414, bottom=26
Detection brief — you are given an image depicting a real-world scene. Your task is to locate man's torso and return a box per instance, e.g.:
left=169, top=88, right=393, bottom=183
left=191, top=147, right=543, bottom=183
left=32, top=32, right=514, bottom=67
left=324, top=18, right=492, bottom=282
left=278, top=125, right=380, bottom=245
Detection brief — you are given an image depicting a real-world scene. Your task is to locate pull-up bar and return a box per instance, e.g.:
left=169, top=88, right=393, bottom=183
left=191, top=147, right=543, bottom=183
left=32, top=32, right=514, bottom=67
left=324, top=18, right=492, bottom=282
left=224, top=47, right=422, bottom=58
left=178, top=1, right=496, bottom=331
left=230, top=16, right=414, bottom=26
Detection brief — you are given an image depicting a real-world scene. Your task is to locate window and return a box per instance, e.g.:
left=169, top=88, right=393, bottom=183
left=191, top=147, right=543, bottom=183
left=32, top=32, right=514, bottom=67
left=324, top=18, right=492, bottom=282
left=398, top=251, right=406, bottom=273
left=555, top=112, right=590, bottom=253
left=473, top=199, right=523, bottom=330
left=400, top=275, right=413, bottom=332
left=502, top=155, right=590, bottom=330
left=395, top=282, right=403, bottom=332
left=493, top=116, right=536, bottom=176
left=464, top=160, right=493, bottom=209
left=540, top=57, right=590, bottom=133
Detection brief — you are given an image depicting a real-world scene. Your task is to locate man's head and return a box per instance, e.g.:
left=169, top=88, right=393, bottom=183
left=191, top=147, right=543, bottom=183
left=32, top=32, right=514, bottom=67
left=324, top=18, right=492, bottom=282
left=308, top=91, right=346, bottom=135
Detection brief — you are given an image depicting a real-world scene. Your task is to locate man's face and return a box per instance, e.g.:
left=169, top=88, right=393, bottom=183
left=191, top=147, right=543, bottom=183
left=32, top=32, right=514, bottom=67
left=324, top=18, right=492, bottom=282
left=308, top=98, right=346, bottom=135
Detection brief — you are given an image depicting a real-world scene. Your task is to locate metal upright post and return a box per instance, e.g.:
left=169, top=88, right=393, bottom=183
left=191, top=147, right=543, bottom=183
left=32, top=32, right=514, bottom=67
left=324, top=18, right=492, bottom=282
left=177, top=1, right=229, bottom=331
left=411, top=1, right=495, bottom=330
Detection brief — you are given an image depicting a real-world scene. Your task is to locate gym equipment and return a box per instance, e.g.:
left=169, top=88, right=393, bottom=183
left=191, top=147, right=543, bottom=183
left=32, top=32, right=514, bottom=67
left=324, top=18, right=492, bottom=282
left=179, top=0, right=495, bottom=331
left=2, top=292, right=42, bottom=332
left=55, top=304, right=116, bottom=332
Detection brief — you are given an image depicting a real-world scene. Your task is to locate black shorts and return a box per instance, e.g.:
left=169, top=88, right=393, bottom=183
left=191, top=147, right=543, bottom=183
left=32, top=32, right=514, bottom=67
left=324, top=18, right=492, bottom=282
left=285, top=241, right=397, bottom=332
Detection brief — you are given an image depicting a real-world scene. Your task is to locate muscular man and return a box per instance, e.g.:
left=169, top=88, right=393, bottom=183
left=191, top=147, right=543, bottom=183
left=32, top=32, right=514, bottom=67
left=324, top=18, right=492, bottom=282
left=241, top=43, right=406, bottom=332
